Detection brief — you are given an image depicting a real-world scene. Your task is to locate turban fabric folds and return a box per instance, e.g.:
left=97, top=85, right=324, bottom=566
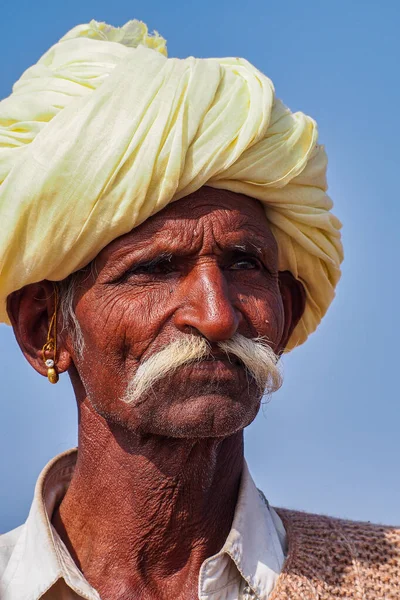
left=0, top=20, right=343, bottom=350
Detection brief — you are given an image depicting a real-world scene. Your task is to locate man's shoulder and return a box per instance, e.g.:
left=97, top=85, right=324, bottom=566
left=0, top=524, right=24, bottom=575
left=275, top=506, right=400, bottom=554
left=272, top=507, right=400, bottom=599
left=275, top=506, right=400, bottom=537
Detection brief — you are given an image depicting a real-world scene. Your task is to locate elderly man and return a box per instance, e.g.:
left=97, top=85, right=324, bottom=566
left=0, top=18, right=398, bottom=600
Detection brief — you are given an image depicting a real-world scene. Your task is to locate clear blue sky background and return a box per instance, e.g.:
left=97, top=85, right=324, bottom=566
left=1, top=0, right=399, bottom=533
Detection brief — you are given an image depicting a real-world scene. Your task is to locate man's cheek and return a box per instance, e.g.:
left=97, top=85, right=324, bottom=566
left=78, top=296, right=138, bottom=355
left=114, top=302, right=175, bottom=361
left=247, top=301, right=283, bottom=345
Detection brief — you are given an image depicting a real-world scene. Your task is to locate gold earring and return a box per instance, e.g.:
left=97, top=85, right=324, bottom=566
left=41, top=285, right=59, bottom=384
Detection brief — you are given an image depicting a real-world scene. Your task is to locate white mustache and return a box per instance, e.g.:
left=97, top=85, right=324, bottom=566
left=123, top=333, right=282, bottom=404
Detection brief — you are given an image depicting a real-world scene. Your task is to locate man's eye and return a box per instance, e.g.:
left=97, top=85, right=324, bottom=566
left=127, top=258, right=174, bottom=276
left=229, top=258, right=260, bottom=270
left=135, top=263, right=172, bottom=275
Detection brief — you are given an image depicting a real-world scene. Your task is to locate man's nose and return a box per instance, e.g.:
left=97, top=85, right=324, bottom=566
left=173, top=264, right=241, bottom=342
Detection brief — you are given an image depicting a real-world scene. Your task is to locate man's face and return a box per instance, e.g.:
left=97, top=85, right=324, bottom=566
left=63, top=188, right=295, bottom=438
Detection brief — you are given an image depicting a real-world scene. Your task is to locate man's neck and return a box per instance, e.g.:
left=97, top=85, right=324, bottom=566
left=53, top=399, right=244, bottom=600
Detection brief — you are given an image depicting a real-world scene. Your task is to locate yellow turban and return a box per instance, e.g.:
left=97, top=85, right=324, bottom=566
left=0, top=19, right=343, bottom=350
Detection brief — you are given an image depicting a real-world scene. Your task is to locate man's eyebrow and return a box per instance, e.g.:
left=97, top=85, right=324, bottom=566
left=116, top=230, right=191, bottom=257
left=105, top=230, right=273, bottom=264
left=130, top=252, right=173, bottom=266
left=232, top=243, right=263, bottom=255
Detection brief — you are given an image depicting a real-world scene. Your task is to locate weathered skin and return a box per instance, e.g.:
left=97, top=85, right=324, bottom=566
left=8, top=187, right=305, bottom=600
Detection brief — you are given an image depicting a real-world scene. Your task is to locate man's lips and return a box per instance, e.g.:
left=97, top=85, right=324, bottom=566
left=203, top=353, right=243, bottom=367
left=183, top=354, right=246, bottom=378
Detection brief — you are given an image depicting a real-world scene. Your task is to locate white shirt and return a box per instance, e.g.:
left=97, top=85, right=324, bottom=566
left=0, top=449, right=286, bottom=600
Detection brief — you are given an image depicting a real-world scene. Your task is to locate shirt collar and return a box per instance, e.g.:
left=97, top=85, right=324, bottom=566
left=1, top=448, right=100, bottom=600
left=1, top=450, right=286, bottom=600
left=198, top=462, right=286, bottom=600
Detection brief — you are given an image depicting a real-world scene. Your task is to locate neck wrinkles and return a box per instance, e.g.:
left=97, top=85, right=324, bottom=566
left=52, top=397, right=244, bottom=599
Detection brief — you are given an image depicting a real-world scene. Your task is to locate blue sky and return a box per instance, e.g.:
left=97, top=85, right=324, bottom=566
left=1, top=0, right=399, bottom=533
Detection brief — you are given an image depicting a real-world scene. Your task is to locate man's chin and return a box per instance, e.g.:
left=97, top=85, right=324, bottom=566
left=90, top=376, right=263, bottom=439
left=138, top=392, right=262, bottom=439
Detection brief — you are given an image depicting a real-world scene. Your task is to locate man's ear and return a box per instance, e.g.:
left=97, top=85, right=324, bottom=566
left=277, top=271, right=306, bottom=354
left=6, top=281, right=72, bottom=378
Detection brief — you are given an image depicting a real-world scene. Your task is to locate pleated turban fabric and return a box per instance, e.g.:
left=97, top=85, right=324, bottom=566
left=0, top=19, right=343, bottom=350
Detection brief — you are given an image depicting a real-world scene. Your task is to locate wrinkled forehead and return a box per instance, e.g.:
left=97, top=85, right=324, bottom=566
left=96, top=188, right=279, bottom=265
